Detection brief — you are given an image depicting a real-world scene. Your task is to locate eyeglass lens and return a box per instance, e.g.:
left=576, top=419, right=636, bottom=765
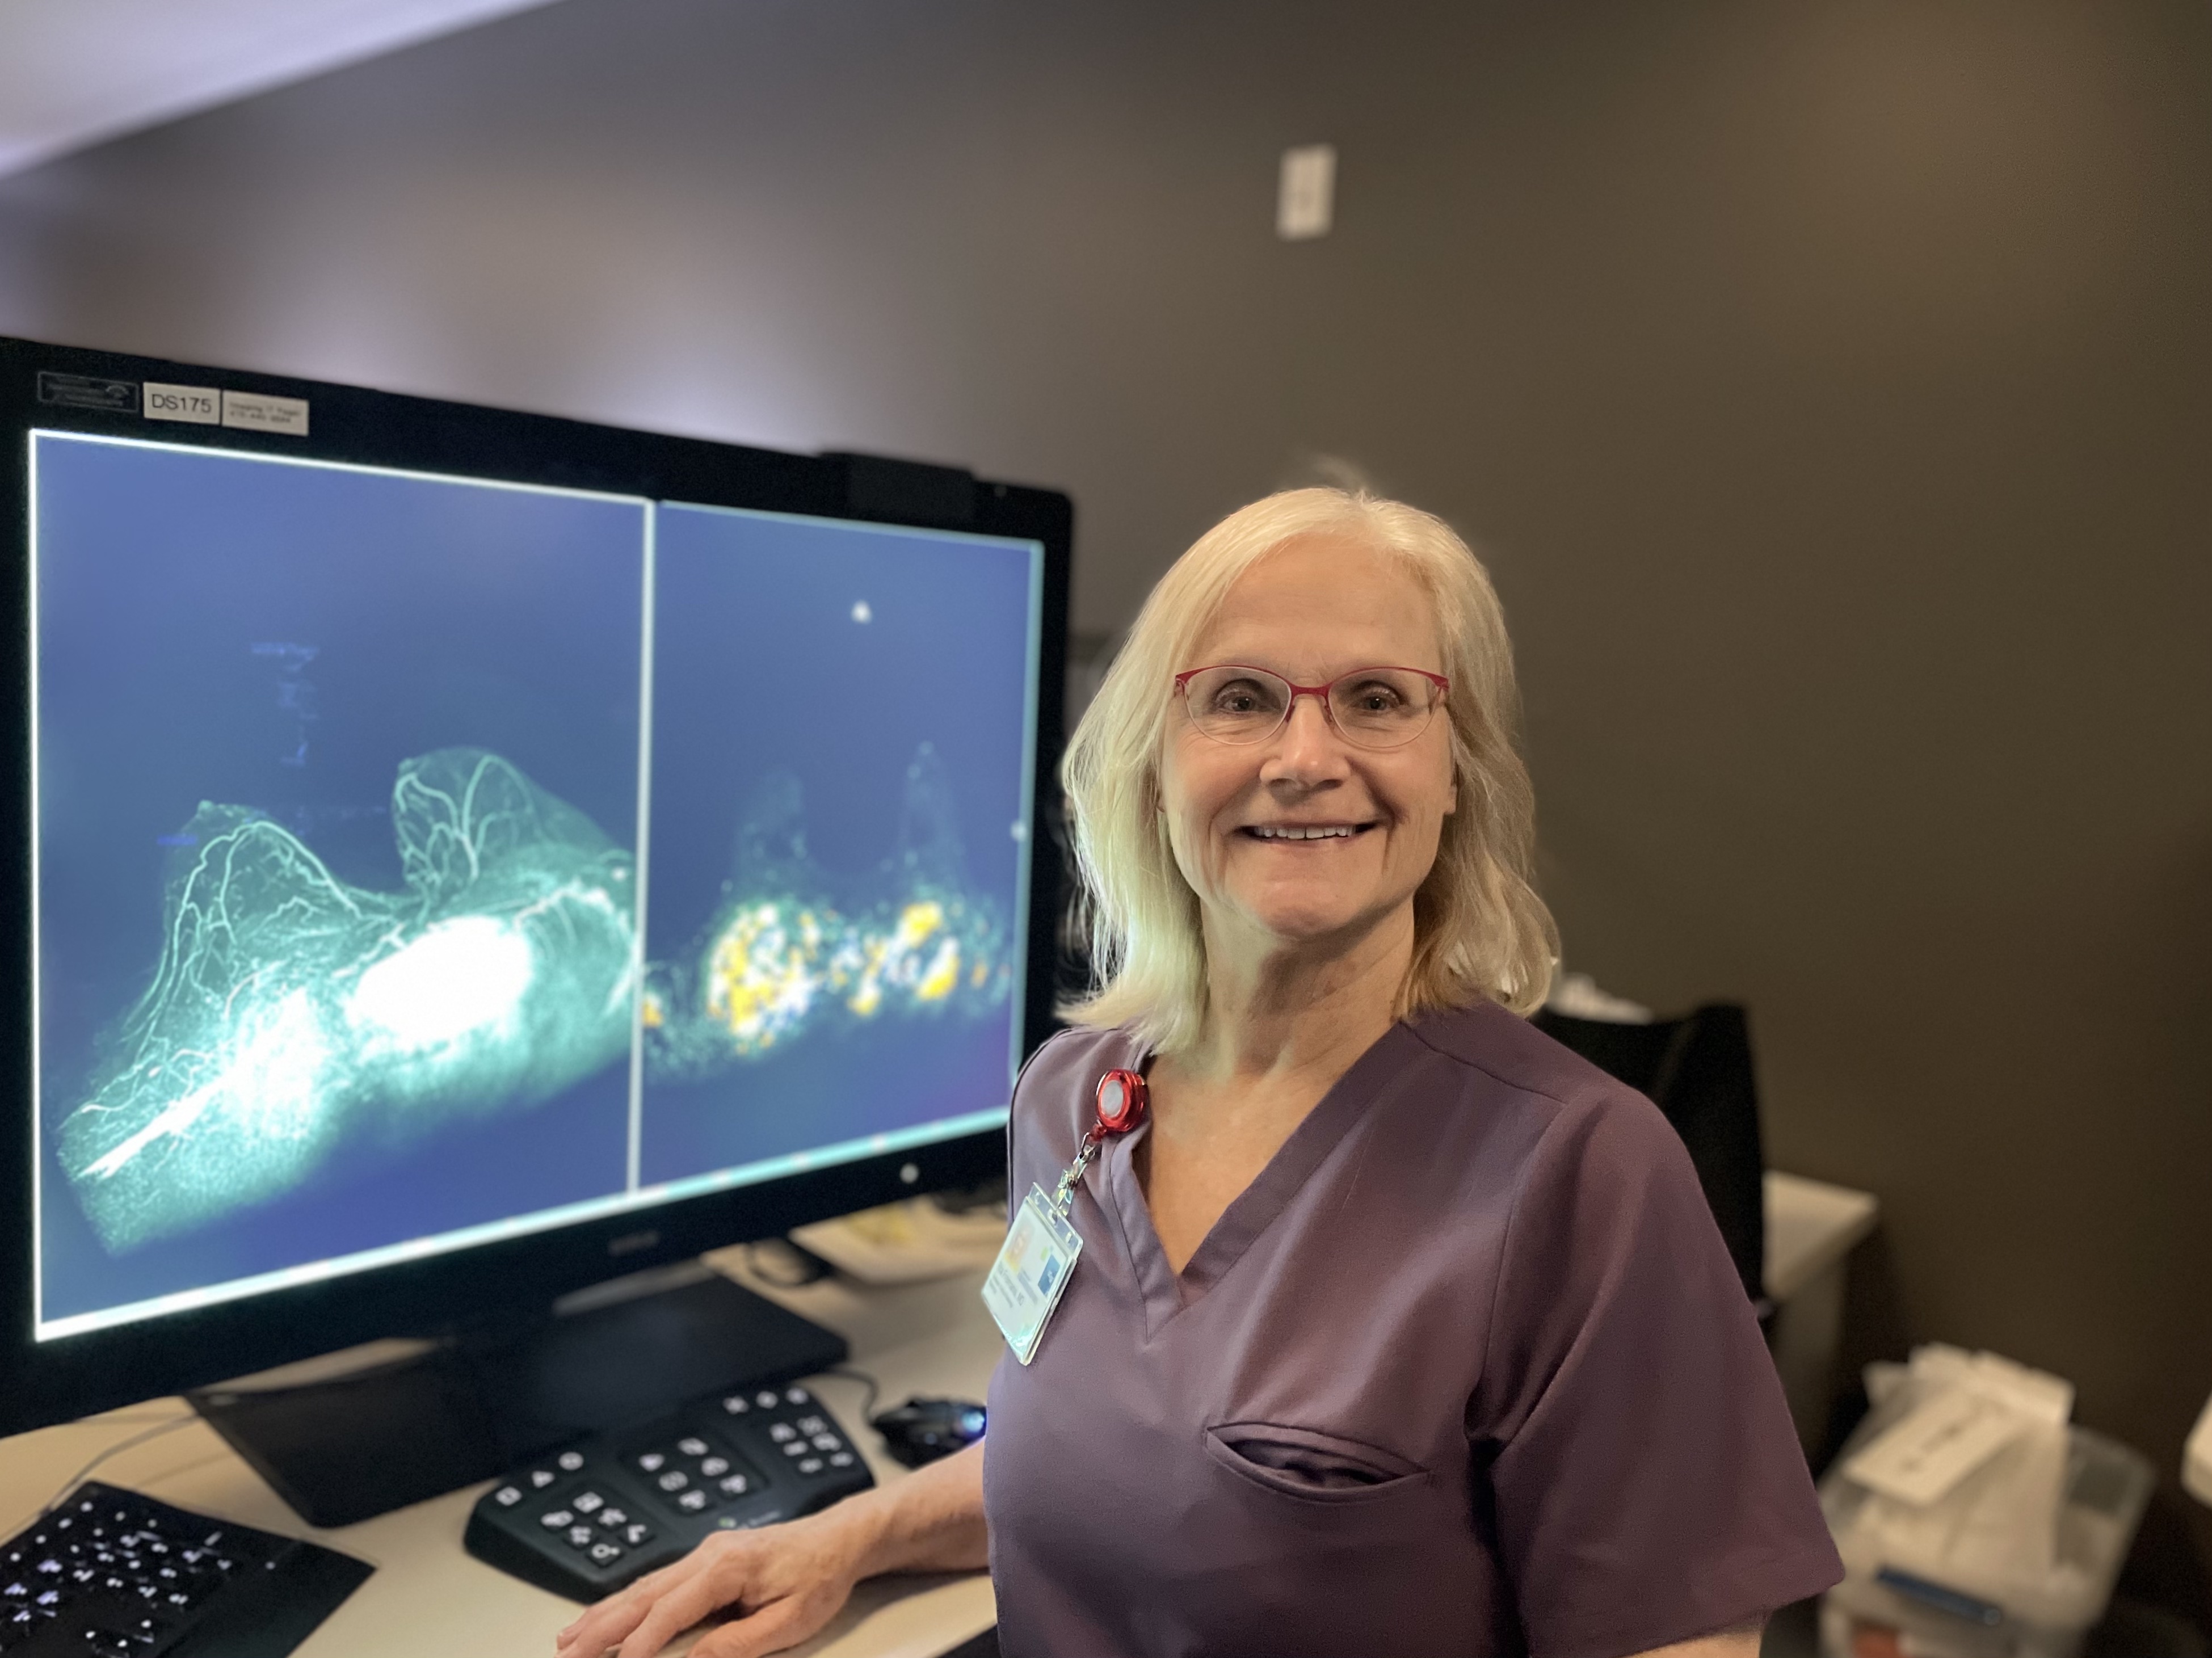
left=1180, top=666, right=1440, bottom=750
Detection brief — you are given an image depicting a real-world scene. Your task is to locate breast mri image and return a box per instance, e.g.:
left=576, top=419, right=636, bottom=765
left=30, top=435, right=1040, bottom=1337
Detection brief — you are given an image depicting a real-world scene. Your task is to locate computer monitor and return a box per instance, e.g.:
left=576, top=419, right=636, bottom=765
left=1, top=337, right=1070, bottom=1454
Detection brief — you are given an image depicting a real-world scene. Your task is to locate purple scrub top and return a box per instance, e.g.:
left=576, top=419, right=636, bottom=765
left=982, top=1000, right=1841, bottom=1658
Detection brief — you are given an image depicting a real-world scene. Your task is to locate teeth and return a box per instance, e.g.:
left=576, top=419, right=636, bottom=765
left=1251, top=825, right=1355, bottom=840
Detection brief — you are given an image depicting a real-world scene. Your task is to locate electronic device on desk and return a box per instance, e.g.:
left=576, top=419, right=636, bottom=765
left=465, top=1381, right=870, bottom=1602
left=870, top=1398, right=989, bottom=1468
left=0, top=335, right=1071, bottom=1532
left=0, top=1482, right=370, bottom=1656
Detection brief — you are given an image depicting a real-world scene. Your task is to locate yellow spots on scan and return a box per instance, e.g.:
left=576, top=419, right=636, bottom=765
left=640, top=992, right=665, bottom=1029
left=707, top=903, right=822, bottom=1054
left=915, top=940, right=961, bottom=1003
left=699, top=893, right=997, bottom=1053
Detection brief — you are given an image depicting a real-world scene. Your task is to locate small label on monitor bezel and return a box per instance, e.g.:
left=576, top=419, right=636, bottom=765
left=142, top=382, right=221, bottom=424
left=221, top=390, right=310, bottom=436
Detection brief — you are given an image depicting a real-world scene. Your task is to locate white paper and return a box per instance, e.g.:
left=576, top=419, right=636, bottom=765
left=1843, top=1385, right=2030, bottom=1506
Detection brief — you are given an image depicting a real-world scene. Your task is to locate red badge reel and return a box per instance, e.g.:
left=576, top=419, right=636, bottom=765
left=1094, top=1068, right=1149, bottom=1135
left=1048, top=1069, right=1150, bottom=1213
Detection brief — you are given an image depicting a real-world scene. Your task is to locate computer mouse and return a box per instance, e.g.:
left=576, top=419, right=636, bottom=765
left=870, top=1396, right=987, bottom=1467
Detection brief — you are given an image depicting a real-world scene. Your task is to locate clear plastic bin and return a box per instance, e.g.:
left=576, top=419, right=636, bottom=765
left=1818, top=1387, right=2154, bottom=1658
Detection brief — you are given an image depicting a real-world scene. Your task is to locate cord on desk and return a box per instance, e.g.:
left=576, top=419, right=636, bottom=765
left=821, top=1365, right=882, bottom=1427
left=40, top=1412, right=199, bottom=1520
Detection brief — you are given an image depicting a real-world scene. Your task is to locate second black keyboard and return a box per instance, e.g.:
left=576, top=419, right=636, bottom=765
left=464, top=1381, right=874, bottom=1602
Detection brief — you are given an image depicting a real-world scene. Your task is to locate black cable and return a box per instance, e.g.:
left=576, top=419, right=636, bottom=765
left=822, top=1364, right=881, bottom=1426
left=38, top=1411, right=199, bottom=1520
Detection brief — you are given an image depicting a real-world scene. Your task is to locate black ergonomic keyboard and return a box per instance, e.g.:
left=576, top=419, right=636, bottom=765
left=0, top=1482, right=372, bottom=1657
left=464, top=1381, right=874, bottom=1602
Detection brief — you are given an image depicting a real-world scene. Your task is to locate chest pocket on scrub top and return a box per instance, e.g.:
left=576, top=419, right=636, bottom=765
left=1202, top=1422, right=1429, bottom=1503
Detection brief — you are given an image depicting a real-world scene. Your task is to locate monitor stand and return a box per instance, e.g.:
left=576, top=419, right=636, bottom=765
left=188, top=1263, right=848, bottom=1528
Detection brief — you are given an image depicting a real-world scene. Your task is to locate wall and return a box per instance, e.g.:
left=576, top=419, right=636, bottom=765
left=3, top=0, right=2207, bottom=1616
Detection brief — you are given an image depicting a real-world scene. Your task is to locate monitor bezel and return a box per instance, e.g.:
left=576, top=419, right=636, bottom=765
left=0, top=335, right=1070, bottom=1436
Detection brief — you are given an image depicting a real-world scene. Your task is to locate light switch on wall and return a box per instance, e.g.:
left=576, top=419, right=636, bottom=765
left=1277, top=144, right=1335, bottom=240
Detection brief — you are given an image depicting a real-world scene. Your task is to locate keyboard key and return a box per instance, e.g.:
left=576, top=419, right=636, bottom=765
left=655, top=1472, right=688, bottom=1493
left=676, top=1438, right=708, bottom=1457
left=768, top=1424, right=797, bottom=1444
left=595, top=1509, right=629, bottom=1531
left=528, top=1470, right=557, bottom=1490
left=811, top=1436, right=840, bottom=1452
left=674, top=1491, right=708, bottom=1513
left=492, top=1487, right=523, bottom=1508
left=785, top=1388, right=807, bottom=1405
left=539, top=1511, right=575, bottom=1531
left=829, top=1453, right=855, bottom=1468
left=797, top=1417, right=827, bottom=1436
left=566, top=1527, right=596, bottom=1549
left=571, top=1493, right=604, bottom=1516
left=797, top=1458, right=824, bottom=1475
left=556, top=1451, right=586, bottom=1473
left=621, top=1524, right=654, bottom=1548
left=636, top=1453, right=666, bottom=1474
left=587, top=1542, right=624, bottom=1567
left=754, top=1391, right=779, bottom=1409
left=781, top=1442, right=806, bottom=1458
left=717, top=1475, right=750, bottom=1497
left=722, top=1396, right=750, bottom=1414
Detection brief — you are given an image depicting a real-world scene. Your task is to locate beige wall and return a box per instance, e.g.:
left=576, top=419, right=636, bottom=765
left=4, top=0, right=2207, bottom=1618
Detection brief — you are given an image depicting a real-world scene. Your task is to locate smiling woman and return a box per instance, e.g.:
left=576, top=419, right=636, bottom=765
left=1061, top=489, right=1557, bottom=1057
left=554, top=491, right=1839, bottom=1658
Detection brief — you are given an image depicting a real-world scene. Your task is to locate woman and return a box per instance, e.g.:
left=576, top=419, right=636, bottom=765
left=558, top=489, right=1840, bottom=1658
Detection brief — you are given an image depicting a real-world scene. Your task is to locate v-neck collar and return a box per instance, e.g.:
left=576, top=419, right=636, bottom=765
left=1099, top=1021, right=1423, bottom=1335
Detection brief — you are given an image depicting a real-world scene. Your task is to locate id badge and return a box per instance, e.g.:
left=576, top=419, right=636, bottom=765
left=982, top=1183, right=1084, bottom=1365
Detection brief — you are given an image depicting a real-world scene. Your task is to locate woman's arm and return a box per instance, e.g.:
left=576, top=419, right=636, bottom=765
left=553, top=1440, right=987, bottom=1658
left=1635, top=1622, right=1764, bottom=1657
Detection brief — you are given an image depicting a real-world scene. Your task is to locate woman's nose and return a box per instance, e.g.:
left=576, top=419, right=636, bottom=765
left=1262, top=693, right=1349, bottom=777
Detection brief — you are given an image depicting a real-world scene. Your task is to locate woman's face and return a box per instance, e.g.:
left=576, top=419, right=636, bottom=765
left=1158, top=534, right=1456, bottom=958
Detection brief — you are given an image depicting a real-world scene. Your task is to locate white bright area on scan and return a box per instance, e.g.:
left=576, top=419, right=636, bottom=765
left=0, top=0, right=572, bottom=178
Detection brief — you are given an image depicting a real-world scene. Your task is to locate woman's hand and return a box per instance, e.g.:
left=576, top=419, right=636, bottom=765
left=553, top=1504, right=870, bottom=1658
left=553, top=1442, right=989, bottom=1658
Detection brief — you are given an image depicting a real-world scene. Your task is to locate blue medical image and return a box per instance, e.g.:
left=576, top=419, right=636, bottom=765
left=34, top=435, right=649, bottom=1325
left=639, top=505, right=1038, bottom=1184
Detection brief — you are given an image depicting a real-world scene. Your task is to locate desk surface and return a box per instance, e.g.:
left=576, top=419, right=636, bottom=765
left=0, top=1254, right=1003, bottom=1658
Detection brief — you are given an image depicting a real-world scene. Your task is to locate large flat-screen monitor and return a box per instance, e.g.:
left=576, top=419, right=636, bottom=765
left=1, top=338, right=1069, bottom=1445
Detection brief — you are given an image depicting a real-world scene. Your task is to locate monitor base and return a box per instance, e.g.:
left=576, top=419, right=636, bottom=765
left=188, top=1269, right=848, bottom=1528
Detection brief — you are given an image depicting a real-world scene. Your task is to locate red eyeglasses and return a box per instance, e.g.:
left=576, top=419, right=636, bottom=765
left=1173, top=664, right=1449, bottom=751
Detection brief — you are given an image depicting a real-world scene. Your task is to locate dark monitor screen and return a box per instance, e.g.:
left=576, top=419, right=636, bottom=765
left=3, top=339, right=1068, bottom=1429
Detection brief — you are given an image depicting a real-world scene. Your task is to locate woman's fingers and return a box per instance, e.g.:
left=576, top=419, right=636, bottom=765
left=560, top=1558, right=688, bottom=1652
left=689, top=1597, right=817, bottom=1658
left=616, top=1564, right=741, bottom=1658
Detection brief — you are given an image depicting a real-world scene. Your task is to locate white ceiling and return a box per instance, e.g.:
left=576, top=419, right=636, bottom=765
left=0, top=0, right=571, bottom=179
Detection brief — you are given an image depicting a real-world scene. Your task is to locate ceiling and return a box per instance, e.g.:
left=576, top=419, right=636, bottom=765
left=0, top=0, right=570, bottom=178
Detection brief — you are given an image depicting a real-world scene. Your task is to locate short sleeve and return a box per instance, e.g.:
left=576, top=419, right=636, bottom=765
left=1468, top=1091, right=1842, bottom=1658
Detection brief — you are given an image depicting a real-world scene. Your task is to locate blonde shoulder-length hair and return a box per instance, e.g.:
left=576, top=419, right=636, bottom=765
left=1058, top=487, right=1557, bottom=1054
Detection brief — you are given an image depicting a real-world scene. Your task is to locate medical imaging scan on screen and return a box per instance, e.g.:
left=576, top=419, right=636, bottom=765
left=30, top=434, right=1042, bottom=1340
